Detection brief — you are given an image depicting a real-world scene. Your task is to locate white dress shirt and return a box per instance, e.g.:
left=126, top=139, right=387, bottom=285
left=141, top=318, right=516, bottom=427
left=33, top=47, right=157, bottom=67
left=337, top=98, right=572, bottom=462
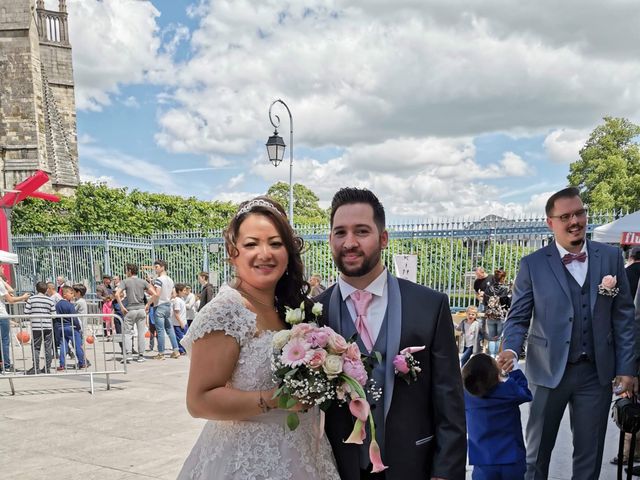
left=556, top=241, right=588, bottom=286
left=338, top=269, right=388, bottom=345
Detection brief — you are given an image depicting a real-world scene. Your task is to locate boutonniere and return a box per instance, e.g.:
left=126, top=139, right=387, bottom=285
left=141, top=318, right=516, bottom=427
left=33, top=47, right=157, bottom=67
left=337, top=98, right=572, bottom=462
left=598, top=275, right=619, bottom=297
left=393, top=346, right=425, bottom=384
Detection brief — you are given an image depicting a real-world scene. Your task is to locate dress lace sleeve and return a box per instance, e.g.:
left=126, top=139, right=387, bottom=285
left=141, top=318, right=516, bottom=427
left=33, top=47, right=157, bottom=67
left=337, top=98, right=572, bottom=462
left=180, top=285, right=256, bottom=354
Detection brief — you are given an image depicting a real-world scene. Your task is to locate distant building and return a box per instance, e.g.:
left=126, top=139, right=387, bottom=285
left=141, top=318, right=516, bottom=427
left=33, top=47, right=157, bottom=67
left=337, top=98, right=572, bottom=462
left=0, top=0, right=79, bottom=194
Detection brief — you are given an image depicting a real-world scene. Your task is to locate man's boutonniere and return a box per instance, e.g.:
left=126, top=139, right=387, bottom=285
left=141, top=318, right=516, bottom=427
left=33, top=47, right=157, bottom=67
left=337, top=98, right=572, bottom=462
left=393, top=346, right=425, bottom=384
left=598, top=275, right=619, bottom=298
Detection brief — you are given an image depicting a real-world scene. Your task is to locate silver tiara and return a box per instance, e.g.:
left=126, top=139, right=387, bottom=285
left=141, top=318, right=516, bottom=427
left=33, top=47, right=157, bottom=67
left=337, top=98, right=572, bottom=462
left=235, top=199, right=285, bottom=218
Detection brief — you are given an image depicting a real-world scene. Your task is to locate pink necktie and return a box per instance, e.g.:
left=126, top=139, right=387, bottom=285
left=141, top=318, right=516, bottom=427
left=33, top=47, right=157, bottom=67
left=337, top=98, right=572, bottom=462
left=351, top=290, right=374, bottom=352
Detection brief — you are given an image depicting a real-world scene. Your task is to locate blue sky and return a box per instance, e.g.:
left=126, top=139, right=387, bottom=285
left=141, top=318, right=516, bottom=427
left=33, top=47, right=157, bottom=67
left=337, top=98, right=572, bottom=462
left=59, top=0, right=640, bottom=220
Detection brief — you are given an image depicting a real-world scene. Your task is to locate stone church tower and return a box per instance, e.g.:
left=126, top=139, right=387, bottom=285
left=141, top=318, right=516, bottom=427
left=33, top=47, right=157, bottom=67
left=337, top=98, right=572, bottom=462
left=0, top=0, right=80, bottom=194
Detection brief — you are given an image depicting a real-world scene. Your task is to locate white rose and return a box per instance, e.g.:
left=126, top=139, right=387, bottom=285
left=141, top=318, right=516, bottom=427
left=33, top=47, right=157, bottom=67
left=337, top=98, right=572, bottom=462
left=322, top=354, right=344, bottom=378
left=312, top=303, right=323, bottom=317
left=272, top=330, right=292, bottom=351
left=285, top=307, right=303, bottom=325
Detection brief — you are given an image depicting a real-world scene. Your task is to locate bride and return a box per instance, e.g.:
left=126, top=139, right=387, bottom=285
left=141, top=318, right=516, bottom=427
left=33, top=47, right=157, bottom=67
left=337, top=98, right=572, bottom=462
left=178, top=197, right=340, bottom=479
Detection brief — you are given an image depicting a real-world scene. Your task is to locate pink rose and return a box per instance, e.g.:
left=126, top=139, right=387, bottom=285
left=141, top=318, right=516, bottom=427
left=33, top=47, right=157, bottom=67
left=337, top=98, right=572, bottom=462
left=601, top=275, right=617, bottom=290
left=328, top=333, right=348, bottom=354
left=344, top=342, right=361, bottom=361
left=308, top=349, right=327, bottom=369
left=393, top=354, right=409, bottom=374
left=343, top=358, right=368, bottom=386
left=306, top=330, right=330, bottom=348
left=291, top=322, right=314, bottom=338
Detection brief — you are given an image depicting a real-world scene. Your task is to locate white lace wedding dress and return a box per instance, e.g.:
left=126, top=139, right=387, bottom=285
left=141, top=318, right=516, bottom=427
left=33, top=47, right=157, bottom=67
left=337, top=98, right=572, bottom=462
left=177, top=285, right=340, bottom=480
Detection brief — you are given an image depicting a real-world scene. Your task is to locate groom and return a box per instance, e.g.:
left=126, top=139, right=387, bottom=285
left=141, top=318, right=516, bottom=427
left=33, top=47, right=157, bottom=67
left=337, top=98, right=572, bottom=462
left=316, top=188, right=466, bottom=480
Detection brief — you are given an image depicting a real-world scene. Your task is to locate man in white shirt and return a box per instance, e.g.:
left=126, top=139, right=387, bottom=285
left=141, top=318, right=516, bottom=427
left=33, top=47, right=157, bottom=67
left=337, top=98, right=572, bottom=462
left=498, top=187, right=636, bottom=479
left=148, top=259, right=180, bottom=360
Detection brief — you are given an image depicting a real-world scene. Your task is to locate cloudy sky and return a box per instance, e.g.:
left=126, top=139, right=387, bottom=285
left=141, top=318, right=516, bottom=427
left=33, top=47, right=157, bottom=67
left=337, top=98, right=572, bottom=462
left=54, top=0, right=640, bottom=220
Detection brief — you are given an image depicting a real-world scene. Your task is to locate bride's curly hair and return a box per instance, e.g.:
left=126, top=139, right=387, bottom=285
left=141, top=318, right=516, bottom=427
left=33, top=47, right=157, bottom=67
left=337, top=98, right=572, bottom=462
left=224, top=196, right=314, bottom=325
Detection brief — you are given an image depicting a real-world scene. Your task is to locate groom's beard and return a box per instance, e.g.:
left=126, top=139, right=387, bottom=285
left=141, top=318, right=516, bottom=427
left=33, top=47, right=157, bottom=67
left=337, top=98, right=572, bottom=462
left=335, top=247, right=382, bottom=278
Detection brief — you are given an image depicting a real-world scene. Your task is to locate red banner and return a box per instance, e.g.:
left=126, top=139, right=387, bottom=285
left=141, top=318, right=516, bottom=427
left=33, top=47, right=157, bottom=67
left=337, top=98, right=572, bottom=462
left=621, top=231, right=640, bottom=245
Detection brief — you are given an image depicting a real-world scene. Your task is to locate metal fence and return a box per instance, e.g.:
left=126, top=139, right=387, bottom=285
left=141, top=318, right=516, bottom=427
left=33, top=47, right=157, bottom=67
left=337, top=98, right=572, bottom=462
left=11, top=211, right=621, bottom=309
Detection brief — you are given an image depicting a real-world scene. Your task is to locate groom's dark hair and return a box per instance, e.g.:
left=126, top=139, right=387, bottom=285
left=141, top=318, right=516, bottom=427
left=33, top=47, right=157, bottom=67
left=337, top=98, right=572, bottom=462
left=462, top=353, right=500, bottom=397
left=545, top=187, right=581, bottom=216
left=330, top=188, right=386, bottom=233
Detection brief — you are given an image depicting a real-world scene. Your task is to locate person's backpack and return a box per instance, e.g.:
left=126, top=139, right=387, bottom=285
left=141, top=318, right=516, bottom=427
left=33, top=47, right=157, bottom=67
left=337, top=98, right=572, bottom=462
left=485, top=288, right=506, bottom=321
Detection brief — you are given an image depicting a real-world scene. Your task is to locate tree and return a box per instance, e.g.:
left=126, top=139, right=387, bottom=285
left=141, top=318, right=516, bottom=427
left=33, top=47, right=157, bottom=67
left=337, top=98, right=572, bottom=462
left=267, top=182, right=327, bottom=224
left=568, top=117, right=640, bottom=212
left=11, top=182, right=237, bottom=235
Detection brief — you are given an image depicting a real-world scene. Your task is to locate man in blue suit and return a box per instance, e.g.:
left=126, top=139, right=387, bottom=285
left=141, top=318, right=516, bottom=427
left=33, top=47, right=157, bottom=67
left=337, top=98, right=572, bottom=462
left=498, top=187, right=636, bottom=480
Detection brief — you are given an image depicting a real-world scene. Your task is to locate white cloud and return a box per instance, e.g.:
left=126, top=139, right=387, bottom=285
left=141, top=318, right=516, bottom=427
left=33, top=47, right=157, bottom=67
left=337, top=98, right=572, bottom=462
left=499, top=152, right=531, bottom=176
left=79, top=167, right=119, bottom=187
left=543, top=128, right=590, bottom=163
left=151, top=0, right=640, bottom=157
left=66, top=0, right=175, bottom=111
left=212, top=191, right=262, bottom=203
left=79, top=144, right=176, bottom=192
left=227, top=173, right=245, bottom=189
left=121, top=96, right=140, bottom=108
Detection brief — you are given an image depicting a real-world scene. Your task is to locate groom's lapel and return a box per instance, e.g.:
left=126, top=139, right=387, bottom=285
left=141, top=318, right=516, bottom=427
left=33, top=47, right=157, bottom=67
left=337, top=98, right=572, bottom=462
left=587, top=240, right=602, bottom=315
left=384, top=272, right=402, bottom=422
left=328, top=283, right=343, bottom=335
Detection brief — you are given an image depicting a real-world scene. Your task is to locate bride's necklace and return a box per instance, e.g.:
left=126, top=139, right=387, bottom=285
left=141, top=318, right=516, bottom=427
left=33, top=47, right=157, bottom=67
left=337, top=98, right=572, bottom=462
left=238, top=289, right=277, bottom=311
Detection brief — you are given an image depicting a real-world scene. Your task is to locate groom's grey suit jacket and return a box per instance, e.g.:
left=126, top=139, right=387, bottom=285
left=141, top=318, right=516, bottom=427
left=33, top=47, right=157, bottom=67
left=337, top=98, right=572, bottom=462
left=502, top=240, right=636, bottom=388
left=316, top=272, right=466, bottom=480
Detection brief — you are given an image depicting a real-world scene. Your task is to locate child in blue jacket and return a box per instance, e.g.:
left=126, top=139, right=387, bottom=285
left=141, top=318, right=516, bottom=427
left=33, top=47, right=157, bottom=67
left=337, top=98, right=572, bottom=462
left=463, top=352, right=532, bottom=480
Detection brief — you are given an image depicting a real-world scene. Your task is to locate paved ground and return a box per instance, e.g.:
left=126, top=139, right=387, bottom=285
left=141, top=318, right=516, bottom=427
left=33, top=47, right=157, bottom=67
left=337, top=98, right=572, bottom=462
left=0, top=351, right=632, bottom=479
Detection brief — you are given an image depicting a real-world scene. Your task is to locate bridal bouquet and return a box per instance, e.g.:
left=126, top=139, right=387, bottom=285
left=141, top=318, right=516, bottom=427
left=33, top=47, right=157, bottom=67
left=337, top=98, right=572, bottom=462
left=271, top=302, right=387, bottom=473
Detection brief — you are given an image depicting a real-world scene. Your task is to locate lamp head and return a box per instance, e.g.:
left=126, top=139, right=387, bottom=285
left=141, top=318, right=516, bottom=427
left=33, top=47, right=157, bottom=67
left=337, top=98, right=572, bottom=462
left=265, top=130, right=286, bottom=167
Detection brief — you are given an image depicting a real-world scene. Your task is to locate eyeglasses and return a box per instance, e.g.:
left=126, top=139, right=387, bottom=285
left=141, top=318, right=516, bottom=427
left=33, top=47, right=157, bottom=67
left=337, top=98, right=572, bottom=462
left=548, top=208, right=587, bottom=223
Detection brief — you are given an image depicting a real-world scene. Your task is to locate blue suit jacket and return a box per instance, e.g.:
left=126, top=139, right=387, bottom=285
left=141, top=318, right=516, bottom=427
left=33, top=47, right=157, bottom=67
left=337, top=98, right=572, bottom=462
left=502, top=240, right=635, bottom=388
left=465, top=369, right=532, bottom=465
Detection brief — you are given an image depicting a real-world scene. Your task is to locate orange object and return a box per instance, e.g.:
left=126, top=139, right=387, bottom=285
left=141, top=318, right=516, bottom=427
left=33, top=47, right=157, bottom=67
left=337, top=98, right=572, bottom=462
left=16, top=331, right=30, bottom=344
left=145, top=331, right=151, bottom=338
left=86, top=335, right=95, bottom=345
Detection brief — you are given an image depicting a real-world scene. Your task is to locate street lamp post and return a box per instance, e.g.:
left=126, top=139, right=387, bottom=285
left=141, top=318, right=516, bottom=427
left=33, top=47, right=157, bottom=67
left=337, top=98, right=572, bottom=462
left=265, top=99, right=294, bottom=227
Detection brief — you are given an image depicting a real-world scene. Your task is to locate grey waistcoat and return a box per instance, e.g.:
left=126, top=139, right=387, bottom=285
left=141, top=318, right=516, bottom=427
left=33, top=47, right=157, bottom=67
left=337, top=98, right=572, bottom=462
left=564, top=265, right=594, bottom=363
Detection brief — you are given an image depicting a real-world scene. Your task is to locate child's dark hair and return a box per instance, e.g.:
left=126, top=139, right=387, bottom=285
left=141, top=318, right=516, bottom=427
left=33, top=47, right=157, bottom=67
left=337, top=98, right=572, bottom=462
left=462, top=353, right=501, bottom=397
left=175, top=283, right=187, bottom=294
left=35, top=281, right=47, bottom=294
left=73, top=284, right=87, bottom=296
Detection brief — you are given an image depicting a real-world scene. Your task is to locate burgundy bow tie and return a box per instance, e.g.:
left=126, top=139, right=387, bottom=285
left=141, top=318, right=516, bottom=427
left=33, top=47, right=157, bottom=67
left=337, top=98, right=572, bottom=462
left=562, top=252, right=587, bottom=265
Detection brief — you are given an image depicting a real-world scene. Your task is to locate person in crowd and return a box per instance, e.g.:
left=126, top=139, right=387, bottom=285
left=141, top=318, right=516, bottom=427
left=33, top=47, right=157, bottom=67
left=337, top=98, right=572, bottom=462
left=46, top=282, right=62, bottom=304
left=316, top=187, right=466, bottom=480
left=309, top=273, right=326, bottom=297
left=147, top=300, right=157, bottom=352
left=184, top=285, right=197, bottom=328
left=197, top=271, right=215, bottom=311
left=456, top=305, right=484, bottom=367
left=625, top=246, right=640, bottom=300
left=54, top=286, right=88, bottom=371
left=148, top=259, right=180, bottom=360
left=483, top=268, right=511, bottom=356
left=116, top=263, right=152, bottom=364
left=463, top=353, right=532, bottom=480
left=96, top=275, right=113, bottom=337
left=172, top=283, right=188, bottom=355
left=498, top=187, right=635, bottom=479
left=102, top=295, right=114, bottom=340
left=73, top=284, right=88, bottom=316
left=473, top=267, right=493, bottom=310
left=0, top=278, right=29, bottom=373
left=179, top=196, right=340, bottom=479
left=25, top=281, right=55, bottom=375
left=55, top=276, right=68, bottom=296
